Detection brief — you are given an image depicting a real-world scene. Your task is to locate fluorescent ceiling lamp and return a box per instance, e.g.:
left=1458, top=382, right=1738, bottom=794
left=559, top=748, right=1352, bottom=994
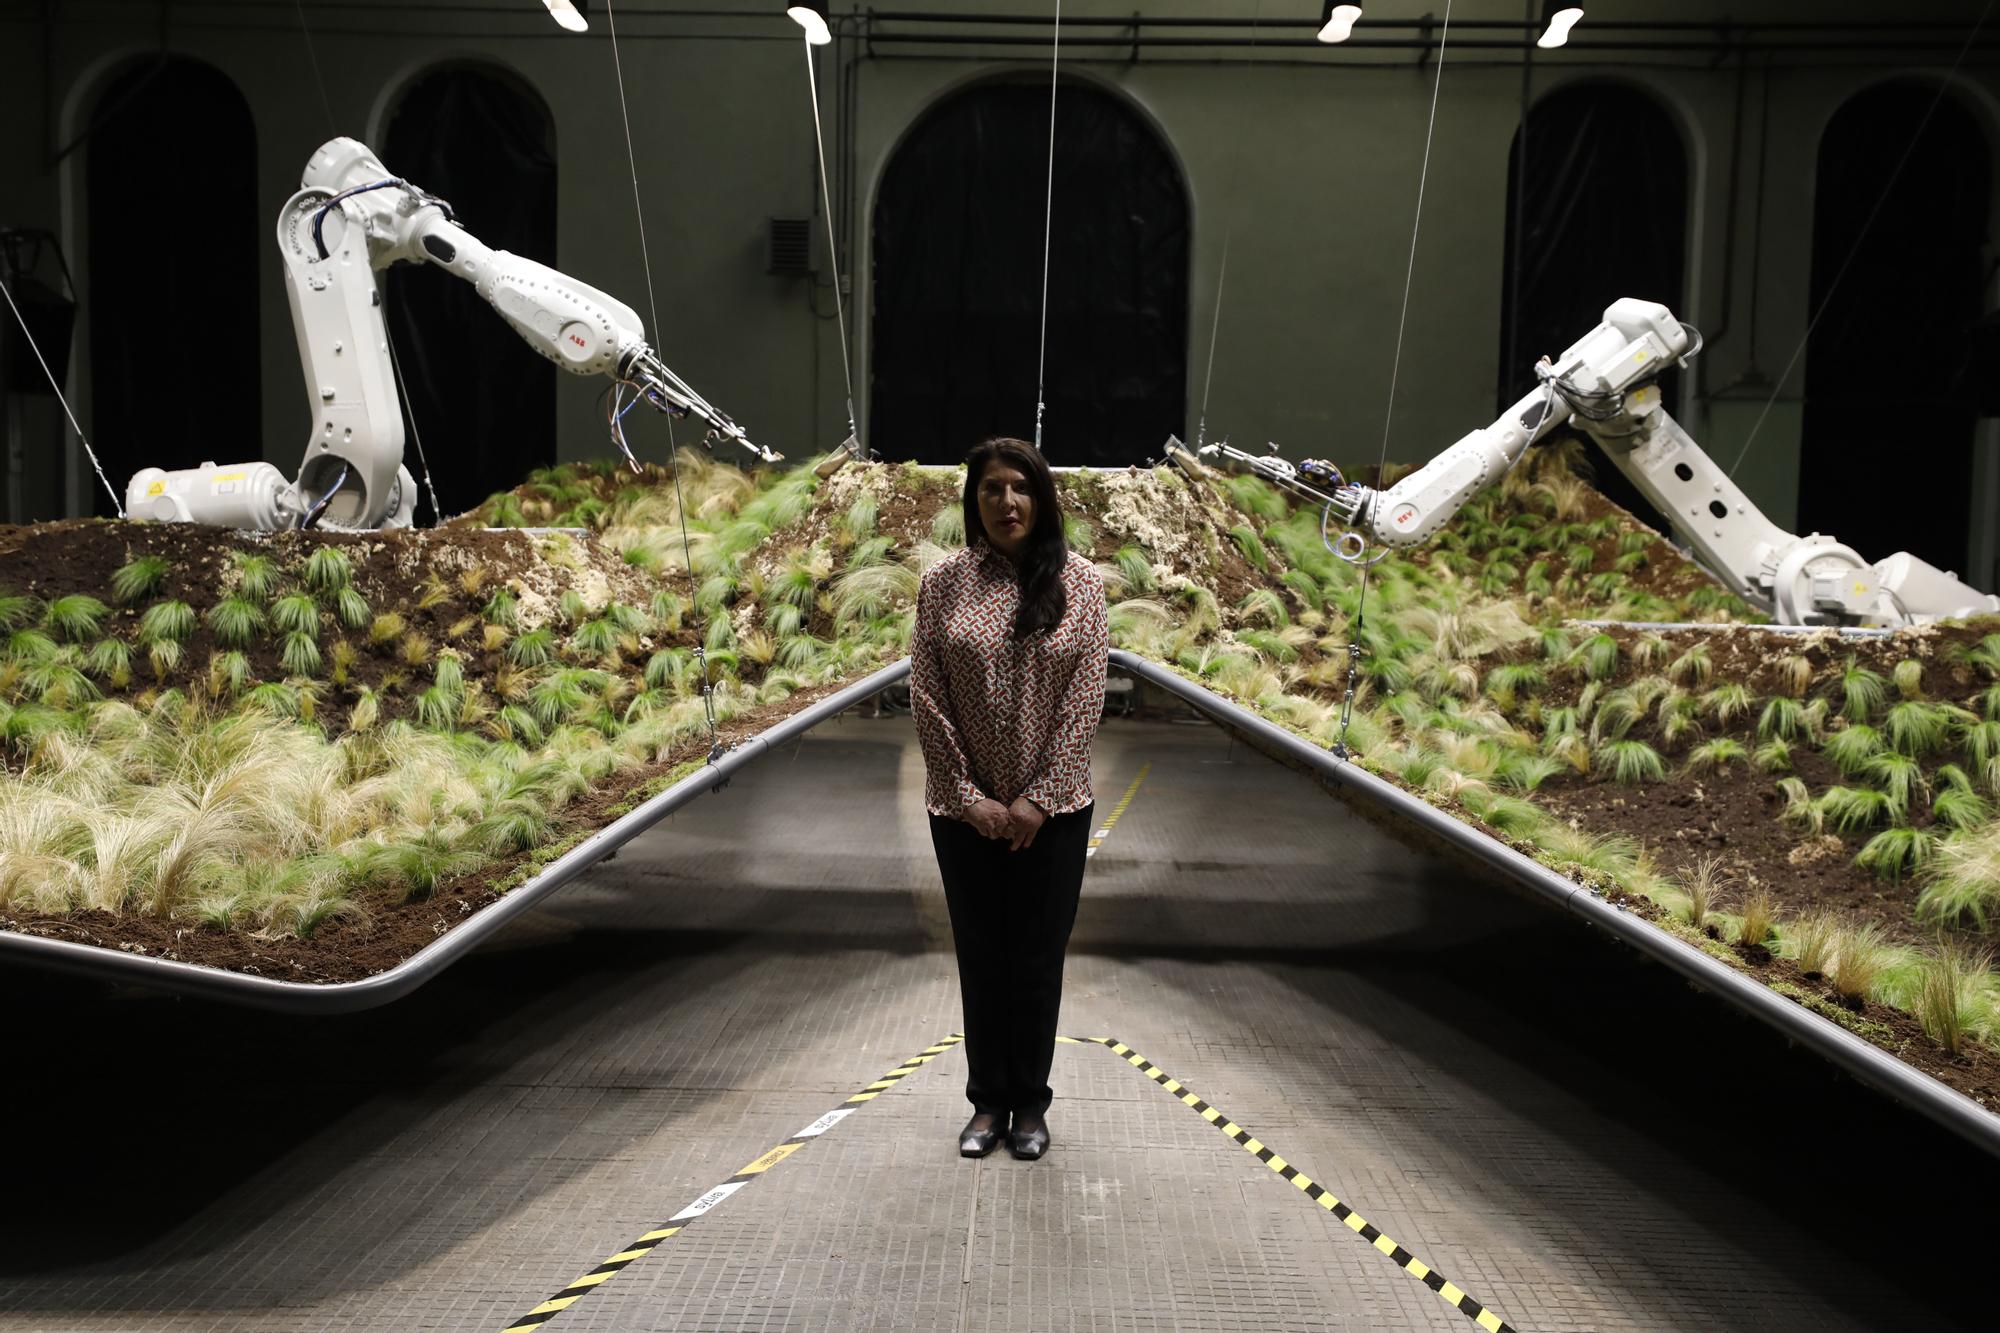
left=1317, top=1, right=1362, bottom=43
left=788, top=0, right=832, bottom=45
left=1537, top=1, right=1582, bottom=49
left=543, top=0, right=587, bottom=32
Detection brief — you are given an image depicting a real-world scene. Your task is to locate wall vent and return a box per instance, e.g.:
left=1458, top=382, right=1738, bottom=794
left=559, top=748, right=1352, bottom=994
left=767, top=218, right=812, bottom=276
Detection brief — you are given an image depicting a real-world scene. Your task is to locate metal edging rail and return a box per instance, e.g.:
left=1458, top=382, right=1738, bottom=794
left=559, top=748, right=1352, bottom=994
left=0, top=661, right=913, bottom=1014
left=6, top=647, right=1998, bottom=1158
left=1106, top=648, right=2000, bottom=1160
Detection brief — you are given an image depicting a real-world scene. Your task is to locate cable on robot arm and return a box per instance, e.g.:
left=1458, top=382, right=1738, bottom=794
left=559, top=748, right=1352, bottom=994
left=310, top=179, right=456, bottom=260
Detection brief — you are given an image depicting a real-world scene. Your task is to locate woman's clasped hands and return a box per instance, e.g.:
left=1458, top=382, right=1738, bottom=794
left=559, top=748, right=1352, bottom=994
left=964, top=796, right=1049, bottom=850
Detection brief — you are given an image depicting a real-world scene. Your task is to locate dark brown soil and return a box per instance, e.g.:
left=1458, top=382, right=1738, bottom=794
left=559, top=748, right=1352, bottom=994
left=1515, top=620, right=2000, bottom=949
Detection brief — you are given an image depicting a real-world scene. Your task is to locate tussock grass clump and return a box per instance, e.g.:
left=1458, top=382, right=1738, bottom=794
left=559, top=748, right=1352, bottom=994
left=302, top=546, right=353, bottom=593
left=1822, top=723, right=1884, bottom=777
left=1685, top=737, right=1747, bottom=776
left=1932, top=766, right=1991, bottom=831
left=1666, top=644, right=1712, bottom=688
left=206, top=596, right=266, bottom=649
left=1918, top=822, right=2000, bottom=929
left=1789, top=912, right=1840, bottom=978
left=137, top=600, right=196, bottom=645
left=1777, top=776, right=1822, bottom=834
left=44, top=595, right=108, bottom=642
left=930, top=505, right=966, bottom=548
left=1677, top=855, right=1729, bottom=929
left=229, top=552, right=282, bottom=603
left=0, top=593, right=41, bottom=635
left=1569, top=633, right=1621, bottom=682
left=111, top=554, right=171, bottom=604
left=368, top=612, right=406, bottom=646
left=1482, top=662, right=1544, bottom=712
left=1757, top=696, right=1809, bottom=742
left=1737, top=888, right=1774, bottom=947
left=1752, top=738, right=1792, bottom=774
left=1862, top=750, right=1926, bottom=819
left=1816, top=785, right=1894, bottom=834
left=278, top=631, right=322, bottom=678
left=1892, top=658, right=1926, bottom=701
left=1911, top=942, right=1991, bottom=1055
left=271, top=593, right=321, bottom=637
left=1856, top=826, right=1936, bottom=883
left=332, top=588, right=371, bottom=631
left=1774, top=654, right=1813, bottom=699
left=1533, top=824, right=1643, bottom=880
left=842, top=492, right=877, bottom=540
left=1702, top=682, right=1753, bottom=726
left=507, top=627, right=556, bottom=669
left=1884, top=700, right=1963, bottom=757
left=1228, top=525, right=1269, bottom=573
left=85, top=638, right=134, bottom=688
left=1835, top=658, right=1888, bottom=723
left=1829, top=922, right=1890, bottom=1005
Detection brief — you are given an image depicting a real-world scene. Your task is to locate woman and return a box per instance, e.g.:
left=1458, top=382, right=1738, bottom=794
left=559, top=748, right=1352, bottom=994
left=910, top=437, right=1109, bottom=1162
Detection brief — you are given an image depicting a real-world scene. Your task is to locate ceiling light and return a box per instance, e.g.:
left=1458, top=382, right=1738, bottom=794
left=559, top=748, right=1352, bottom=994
left=788, top=0, right=832, bottom=46
left=1317, top=1, right=1362, bottom=43
left=1537, top=1, right=1582, bottom=49
left=542, top=0, right=587, bottom=33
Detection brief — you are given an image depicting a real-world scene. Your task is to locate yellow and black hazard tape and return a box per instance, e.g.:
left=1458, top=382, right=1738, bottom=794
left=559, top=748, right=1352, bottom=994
left=501, top=1032, right=965, bottom=1332
left=1086, top=761, right=1150, bottom=859
left=1072, top=1036, right=1517, bottom=1333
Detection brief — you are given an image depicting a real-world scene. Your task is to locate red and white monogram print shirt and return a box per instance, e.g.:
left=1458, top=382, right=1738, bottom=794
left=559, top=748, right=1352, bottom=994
left=911, top=542, right=1109, bottom=819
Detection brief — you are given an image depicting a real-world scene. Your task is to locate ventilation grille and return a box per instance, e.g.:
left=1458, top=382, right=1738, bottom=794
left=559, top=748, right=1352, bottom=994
left=767, top=218, right=812, bottom=276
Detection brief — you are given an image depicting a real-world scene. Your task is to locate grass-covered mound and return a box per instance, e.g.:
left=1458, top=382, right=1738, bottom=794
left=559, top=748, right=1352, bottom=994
left=4, top=440, right=1999, bottom=1102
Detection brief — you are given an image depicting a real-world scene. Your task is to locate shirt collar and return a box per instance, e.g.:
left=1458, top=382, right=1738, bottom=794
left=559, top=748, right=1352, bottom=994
left=975, top=541, right=1016, bottom=575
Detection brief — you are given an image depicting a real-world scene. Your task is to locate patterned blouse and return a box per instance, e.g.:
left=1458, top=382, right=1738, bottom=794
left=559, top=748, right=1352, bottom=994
left=911, top=541, right=1109, bottom=819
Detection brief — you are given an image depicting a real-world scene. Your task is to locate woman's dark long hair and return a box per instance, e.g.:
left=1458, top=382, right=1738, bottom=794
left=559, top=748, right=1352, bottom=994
left=962, top=438, right=1068, bottom=639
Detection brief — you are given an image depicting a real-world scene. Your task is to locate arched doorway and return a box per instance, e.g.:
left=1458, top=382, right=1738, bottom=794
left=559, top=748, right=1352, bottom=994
left=85, top=58, right=260, bottom=517
left=870, top=78, right=1189, bottom=465
left=383, top=64, right=557, bottom=519
left=1498, top=81, right=1688, bottom=530
left=1797, top=84, right=1991, bottom=580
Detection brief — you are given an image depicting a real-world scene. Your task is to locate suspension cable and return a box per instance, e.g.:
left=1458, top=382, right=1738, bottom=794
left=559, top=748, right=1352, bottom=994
left=1335, top=0, right=1453, bottom=759
left=1193, top=0, right=1264, bottom=452
left=294, top=0, right=338, bottom=140
left=1032, top=0, right=1061, bottom=452
left=664, top=413, right=722, bottom=758
left=802, top=31, right=862, bottom=460
left=604, top=0, right=664, bottom=348
left=0, top=275, right=124, bottom=517
left=602, top=0, right=721, bottom=760
left=384, top=322, right=443, bottom=525
left=1726, top=0, right=1991, bottom=479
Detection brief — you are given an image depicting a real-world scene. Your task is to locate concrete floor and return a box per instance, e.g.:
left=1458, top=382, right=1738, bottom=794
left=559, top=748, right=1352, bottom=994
left=0, top=712, right=1987, bottom=1331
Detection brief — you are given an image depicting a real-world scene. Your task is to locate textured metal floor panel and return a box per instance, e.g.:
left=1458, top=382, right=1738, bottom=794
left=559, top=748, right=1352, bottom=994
left=0, top=713, right=1984, bottom=1330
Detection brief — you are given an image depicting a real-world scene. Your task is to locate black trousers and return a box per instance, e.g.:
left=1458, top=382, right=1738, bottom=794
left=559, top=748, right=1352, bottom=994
left=928, top=802, right=1094, bottom=1117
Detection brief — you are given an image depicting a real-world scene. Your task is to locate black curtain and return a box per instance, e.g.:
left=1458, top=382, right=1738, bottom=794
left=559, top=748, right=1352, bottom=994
left=86, top=59, right=260, bottom=517
left=1500, top=83, right=1687, bottom=531
left=871, top=80, right=1189, bottom=466
left=1798, top=86, right=1990, bottom=580
left=384, top=68, right=557, bottom=520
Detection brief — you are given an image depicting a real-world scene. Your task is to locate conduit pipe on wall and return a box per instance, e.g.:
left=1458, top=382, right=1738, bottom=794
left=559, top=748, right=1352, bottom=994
left=1107, top=648, right=2000, bottom=1161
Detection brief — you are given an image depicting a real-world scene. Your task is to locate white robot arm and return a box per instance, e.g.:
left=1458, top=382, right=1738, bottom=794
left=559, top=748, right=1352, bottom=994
left=127, top=138, right=774, bottom=530
left=1329, top=298, right=1998, bottom=627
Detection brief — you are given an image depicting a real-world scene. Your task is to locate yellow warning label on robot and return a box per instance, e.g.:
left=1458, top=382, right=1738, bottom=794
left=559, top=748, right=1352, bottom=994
left=145, top=481, right=165, bottom=497
left=211, top=471, right=247, bottom=483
